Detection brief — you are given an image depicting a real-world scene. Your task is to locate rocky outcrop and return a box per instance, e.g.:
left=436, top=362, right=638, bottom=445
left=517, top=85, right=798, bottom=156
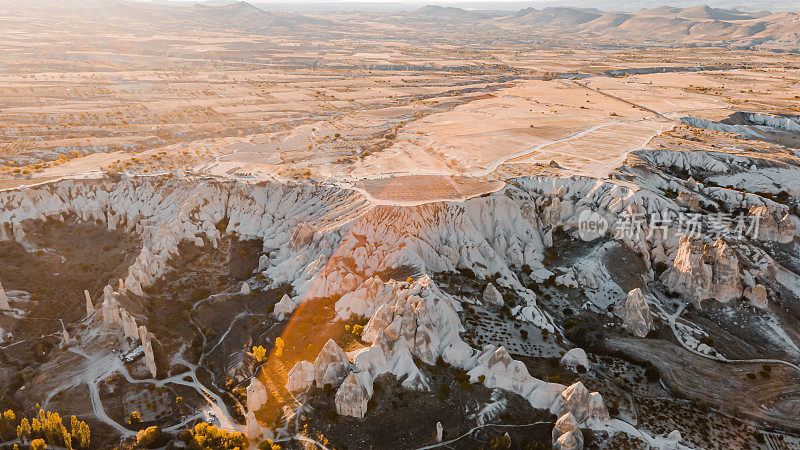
left=675, top=192, right=699, bottom=211
left=286, top=361, right=316, bottom=392
left=560, top=348, right=589, bottom=373
left=711, top=239, right=743, bottom=302
left=749, top=207, right=795, bottom=243
left=138, top=325, right=158, bottom=378
left=552, top=412, right=583, bottom=450
left=743, top=284, right=768, bottom=308
left=483, top=283, right=504, bottom=306
left=334, top=372, right=370, bottom=419
left=587, top=392, right=610, bottom=423
left=246, top=377, right=269, bottom=412
left=551, top=381, right=590, bottom=423
left=661, top=236, right=742, bottom=304
left=84, top=290, right=94, bottom=315
left=614, top=288, right=655, bottom=338
left=245, top=411, right=261, bottom=440
left=0, top=278, right=9, bottom=311
left=121, top=310, right=139, bottom=341
left=273, top=294, right=295, bottom=320
left=240, top=282, right=251, bottom=295
left=314, top=339, right=350, bottom=387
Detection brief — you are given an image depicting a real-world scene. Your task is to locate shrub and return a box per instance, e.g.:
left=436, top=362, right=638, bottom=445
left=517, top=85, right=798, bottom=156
left=136, top=426, right=162, bottom=448
left=327, top=410, right=338, bottom=422
left=184, top=423, right=246, bottom=449
left=128, top=411, right=141, bottom=426
left=644, top=365, right=660, bottom=383
left=259, top=439, right=282, bottom=450
left=252, top=346, right=267, bottom=362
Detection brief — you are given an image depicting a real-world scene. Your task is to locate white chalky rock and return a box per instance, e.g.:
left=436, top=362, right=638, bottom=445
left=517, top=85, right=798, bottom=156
left=273, top=294, right=295, bottom=320
left=578, top=271, right=597, bottom=290
left=749, top=206, right=778, bottom=241
left=587, top=392, right=610, bottom=423
left=436, top=422, right=443, bottom=441
left=711, top=239, right=742, bottom=302
left=468, top=345, right=566, bottom=409
left=778, top=213, right=796, bottom=243
left=560, top=348, right=589, bottom=373
left=121, top=310, right=139, bottom=340
left=245, top=411, right=261, bottom=440
left=668, top=430, right=682, bottom=443
left=0, top=278, right=9, bottom=311
left=84, top=290, right=94, bottom=315
left=551, top=381, right=590, bottom=423
left=661, top=236, right=712, bottom=304
left=314, top=339, right=350, bottom=387
left=614, top=288, right=655, bottom=338
left=246, top=377, right=269, bottom=412
left=552, top=412, right=583, bottom=450
left=102, top=288, right=121, bottom=325
left=287, top=361, right=316, bottom=392
left=675, top=192, right=699, bottom=211
left=483, top=283, right=504, bottom=306
left=336, top=276, right=388, bottom=319
left=554, top=431, right=583, bottom=450
left=240, top=282, right=251, bottom=295
left=743, top=285, right=768, bottom=308
left=138, top=325, right=158, bottom=378
left=335, top=372, right=370, bottom=419
left=662, top=237, right=743, bottom=303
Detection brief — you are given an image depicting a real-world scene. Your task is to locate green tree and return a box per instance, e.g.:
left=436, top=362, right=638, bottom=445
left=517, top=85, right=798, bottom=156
left=129, top=411, right=142, bottom=426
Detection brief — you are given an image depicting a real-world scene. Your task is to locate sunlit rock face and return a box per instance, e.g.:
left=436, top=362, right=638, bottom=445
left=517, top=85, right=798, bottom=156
left=615, top=288, right=655, bottom=338
left=560, top=348, right=589, bottom=373
left=0, top=277, right=9, bottom=311
left=744, top=284, right=768, bottom=308
left=335, top=372, right=370, bottom=418
left=313, top=339, right=350, bottom=387
left=661, top=236, right=742, bottom=305
left=552, top=412, right=583, bottom=450
left=246, top=377, right=269, bottom=412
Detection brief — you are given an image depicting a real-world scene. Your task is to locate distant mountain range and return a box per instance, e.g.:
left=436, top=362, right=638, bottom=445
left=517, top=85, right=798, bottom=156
left=400, top=4, right=800, bottom=49
left=6, top=0, right=800, bottom=49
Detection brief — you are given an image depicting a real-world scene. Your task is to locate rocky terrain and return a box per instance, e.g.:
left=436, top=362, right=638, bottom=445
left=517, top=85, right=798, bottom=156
left=1, top=1, right=800, bottom=449
left=1, top=136, right=800, bottom=448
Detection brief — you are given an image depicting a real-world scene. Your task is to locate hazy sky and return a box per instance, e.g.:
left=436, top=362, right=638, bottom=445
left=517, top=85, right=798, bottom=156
left=129, top=0, right=800, bottom=13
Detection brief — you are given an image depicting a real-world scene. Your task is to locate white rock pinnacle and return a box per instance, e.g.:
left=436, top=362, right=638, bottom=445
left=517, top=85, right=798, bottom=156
left=483, top=283, right=504, bottom=306
left=614, top=288, right=655, bottom=338
left=84, top=290, right=94, bottom=315
left=246, top=377, right=269, bottom=412
left=0, top=278, right=10, bottom=311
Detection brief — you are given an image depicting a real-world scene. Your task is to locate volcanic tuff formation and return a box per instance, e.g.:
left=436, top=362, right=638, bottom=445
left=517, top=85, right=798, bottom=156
left=1, top=144, right=799, bottom=445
